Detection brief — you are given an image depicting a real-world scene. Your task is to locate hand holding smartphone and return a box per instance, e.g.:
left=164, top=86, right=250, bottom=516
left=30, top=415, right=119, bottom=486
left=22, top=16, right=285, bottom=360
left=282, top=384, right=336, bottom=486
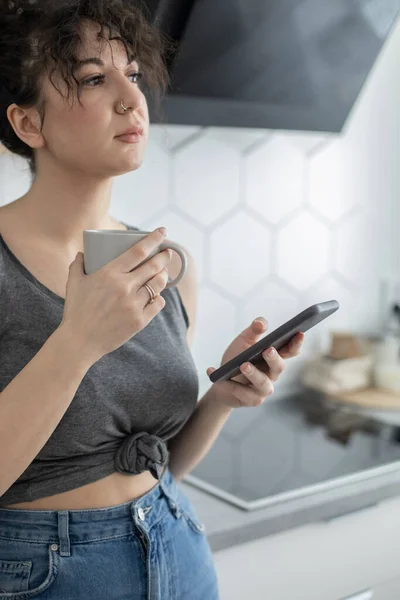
left=209, top=300, right=339, bottom=383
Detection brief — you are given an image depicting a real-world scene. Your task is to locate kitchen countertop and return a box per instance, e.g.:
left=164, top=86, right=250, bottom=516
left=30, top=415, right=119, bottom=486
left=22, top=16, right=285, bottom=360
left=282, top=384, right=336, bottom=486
left=179, top=461, right=400, bottom=552
left=176, top=389, right=400, bottom=552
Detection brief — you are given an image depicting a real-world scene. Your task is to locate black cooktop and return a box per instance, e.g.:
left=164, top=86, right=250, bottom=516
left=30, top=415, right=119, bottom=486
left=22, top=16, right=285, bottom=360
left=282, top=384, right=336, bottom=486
left=183, top=389, right=400, bottom=510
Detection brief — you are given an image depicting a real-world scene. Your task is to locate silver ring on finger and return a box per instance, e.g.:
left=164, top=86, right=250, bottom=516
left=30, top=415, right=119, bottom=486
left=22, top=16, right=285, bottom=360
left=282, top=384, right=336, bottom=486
left=143, top=283, right=156, bottom=305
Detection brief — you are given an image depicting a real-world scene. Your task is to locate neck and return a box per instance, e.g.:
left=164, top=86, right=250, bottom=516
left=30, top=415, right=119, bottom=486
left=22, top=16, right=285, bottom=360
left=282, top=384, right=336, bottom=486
left=13, top=163, right=120, bottom=248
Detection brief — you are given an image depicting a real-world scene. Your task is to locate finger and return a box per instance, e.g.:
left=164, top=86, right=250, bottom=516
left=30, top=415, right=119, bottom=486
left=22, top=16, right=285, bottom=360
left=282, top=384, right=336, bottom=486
left=261, top=347, right=286, bottom=382
left=206, top=368, right=251, bottom=408
left=253, top=317, right=268, bottom=332
left=134, top=246, right=172, bottom=289
left=278, top=332, right=304, bottom=358
left=240, top=317, right=269, bottom=346
left=137, top=265, right=169, bottom=304
left=107, top=227, right=167, bottom=273
left=239, top=362, right=274, bottom=398
left=233, top=376, right=274, bottom=406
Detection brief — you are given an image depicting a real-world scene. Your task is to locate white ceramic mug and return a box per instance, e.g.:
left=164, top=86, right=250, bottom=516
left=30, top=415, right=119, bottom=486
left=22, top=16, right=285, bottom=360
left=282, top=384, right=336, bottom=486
left=83, top=229, right=187, bottom=288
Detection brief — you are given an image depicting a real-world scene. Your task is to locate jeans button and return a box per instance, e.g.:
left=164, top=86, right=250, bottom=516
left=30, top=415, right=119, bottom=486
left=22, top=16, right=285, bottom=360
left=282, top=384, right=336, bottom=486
left=138, top=507, right=145, bottom=521
left=50, top=543, right=59, bottom=551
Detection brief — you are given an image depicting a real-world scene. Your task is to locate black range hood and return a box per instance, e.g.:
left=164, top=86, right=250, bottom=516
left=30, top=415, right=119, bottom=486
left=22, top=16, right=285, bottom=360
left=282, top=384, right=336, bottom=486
left=146, top=0, right=400, bottom=132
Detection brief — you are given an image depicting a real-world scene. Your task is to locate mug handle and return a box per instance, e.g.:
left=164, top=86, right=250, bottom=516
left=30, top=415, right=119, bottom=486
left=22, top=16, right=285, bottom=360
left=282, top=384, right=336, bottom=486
left=159, top=241, right=187, bottom=288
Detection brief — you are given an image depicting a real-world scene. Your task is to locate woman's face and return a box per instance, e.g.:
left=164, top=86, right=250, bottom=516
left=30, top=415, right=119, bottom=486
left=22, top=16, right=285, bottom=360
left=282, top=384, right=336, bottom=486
left=38, top=20, right=149, bottom=178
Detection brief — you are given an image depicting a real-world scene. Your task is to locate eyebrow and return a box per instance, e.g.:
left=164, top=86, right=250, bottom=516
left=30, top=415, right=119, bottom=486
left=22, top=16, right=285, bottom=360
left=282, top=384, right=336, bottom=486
left=74, top=57, right=139, bottom=71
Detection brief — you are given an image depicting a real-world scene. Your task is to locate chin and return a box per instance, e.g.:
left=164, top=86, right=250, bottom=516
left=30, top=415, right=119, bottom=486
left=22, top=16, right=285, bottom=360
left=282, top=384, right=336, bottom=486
left=113, top=159, right=144, bottom=177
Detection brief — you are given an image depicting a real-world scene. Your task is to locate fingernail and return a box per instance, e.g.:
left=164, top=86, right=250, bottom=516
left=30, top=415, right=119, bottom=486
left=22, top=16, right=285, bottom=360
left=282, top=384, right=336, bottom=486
left=242, top=363, right=252, bottom=373
left=255, top=318, right=266, bottom=327
left=158, top=227, right=167, bottom=237
left=267, top=347, right=275, bottom=357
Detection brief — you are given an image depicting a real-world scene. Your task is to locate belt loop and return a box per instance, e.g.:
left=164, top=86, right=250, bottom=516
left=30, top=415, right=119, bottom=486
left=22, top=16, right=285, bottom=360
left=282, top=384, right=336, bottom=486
left=57, top=510, right=71, bottom=557
left=159, top=467, right=179, bottom=516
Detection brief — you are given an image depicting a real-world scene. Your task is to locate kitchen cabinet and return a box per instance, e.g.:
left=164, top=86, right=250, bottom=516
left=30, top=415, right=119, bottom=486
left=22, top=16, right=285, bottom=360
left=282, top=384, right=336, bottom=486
left=214, top=496, right=400, bottom=600
left=372, top=576, right=400, bottom=599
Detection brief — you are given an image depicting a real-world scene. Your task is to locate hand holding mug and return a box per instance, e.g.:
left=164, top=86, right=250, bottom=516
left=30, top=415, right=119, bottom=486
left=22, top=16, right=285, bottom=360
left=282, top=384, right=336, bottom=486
left=60, top=227, right=185, bottom=363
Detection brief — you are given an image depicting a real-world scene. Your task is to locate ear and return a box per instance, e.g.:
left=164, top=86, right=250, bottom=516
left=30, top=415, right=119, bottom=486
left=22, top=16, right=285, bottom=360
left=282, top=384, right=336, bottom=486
left=6, top=103, right=45, bottom=150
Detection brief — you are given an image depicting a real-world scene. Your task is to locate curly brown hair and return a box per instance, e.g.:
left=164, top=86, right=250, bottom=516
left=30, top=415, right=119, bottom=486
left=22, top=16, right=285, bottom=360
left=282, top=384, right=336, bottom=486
left=0, top=0, right=175, bottom=178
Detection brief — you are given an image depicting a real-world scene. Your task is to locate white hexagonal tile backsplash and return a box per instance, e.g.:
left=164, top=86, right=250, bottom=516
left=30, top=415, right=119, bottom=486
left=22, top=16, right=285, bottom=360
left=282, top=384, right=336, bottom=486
left=110, top=139, right=171, bottom=224
left=173, top=135, right=241, bottom=226
left=245, top=135, right=305, bottom=225
left=333, top=211, right=371, bottom=288
left=276, top=211, right=330, bottom=291
left=209, top=212, right=272, bottom=297
left=200, top=126, right=269, bottom=153
left=150, top=124, right=202, bottom=152
left=282, top=131, right=334, bottom=155
left=308, top=138, right=360, bottom=222
left=241, top=279, right=302, bottom=334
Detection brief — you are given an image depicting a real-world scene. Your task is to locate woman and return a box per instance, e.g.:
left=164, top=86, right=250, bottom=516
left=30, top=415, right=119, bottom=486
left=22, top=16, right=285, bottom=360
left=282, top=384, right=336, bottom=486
left=0, top=1, right=304, bottom=598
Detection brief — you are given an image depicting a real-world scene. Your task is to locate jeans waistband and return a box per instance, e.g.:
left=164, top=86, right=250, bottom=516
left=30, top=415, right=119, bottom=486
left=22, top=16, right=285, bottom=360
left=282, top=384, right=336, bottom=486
left=0, top=467, right=180, bottom=557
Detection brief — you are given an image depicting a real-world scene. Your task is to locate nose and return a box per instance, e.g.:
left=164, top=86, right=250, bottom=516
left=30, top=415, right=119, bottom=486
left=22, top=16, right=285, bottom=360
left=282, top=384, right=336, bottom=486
left=117, top=76, right=145, bottom=113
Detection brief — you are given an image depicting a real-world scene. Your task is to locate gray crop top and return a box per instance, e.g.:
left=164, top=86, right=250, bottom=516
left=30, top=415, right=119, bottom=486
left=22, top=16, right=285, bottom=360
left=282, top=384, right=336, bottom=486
left=0, top=222, right=199, bottom=506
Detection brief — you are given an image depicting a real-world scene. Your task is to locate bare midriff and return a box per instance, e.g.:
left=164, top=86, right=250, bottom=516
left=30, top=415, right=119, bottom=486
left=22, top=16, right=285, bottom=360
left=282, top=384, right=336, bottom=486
left=3, top=467, right=167, bottom=510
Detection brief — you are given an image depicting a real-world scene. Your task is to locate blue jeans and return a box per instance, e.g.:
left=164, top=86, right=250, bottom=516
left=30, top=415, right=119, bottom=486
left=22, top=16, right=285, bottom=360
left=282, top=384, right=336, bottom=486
left=0, top=468, right=220, bottom=599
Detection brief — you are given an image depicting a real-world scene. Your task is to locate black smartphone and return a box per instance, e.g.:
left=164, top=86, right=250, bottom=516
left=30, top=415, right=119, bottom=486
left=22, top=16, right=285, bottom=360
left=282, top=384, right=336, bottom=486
left=209, top=300, right=340, bottom=383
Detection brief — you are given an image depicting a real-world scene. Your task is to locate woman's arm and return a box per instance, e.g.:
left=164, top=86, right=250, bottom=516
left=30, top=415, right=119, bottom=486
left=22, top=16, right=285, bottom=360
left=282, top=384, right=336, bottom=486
left=167, top=387, right=232, bottom=482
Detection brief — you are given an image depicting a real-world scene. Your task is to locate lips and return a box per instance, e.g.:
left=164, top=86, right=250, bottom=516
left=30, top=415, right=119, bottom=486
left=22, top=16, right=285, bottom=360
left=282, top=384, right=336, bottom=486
left=116, top=126, right=144, bottom=137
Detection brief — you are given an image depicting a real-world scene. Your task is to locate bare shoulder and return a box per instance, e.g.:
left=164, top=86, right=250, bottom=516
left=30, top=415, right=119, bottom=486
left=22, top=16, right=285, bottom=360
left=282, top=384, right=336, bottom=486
left=0, top=203, right=20, bottom=239
left=0, top=203, right=14, bottom=221
left=0, top=201, right=30, bottom=234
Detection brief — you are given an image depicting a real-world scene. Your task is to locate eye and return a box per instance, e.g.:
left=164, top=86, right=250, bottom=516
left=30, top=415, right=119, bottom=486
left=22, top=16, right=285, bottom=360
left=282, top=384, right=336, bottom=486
left=130, top=71, right=143, bottom=84
left=83, top=71, right=143, bottom=87
left=82, top=74, right=105, bottom=87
